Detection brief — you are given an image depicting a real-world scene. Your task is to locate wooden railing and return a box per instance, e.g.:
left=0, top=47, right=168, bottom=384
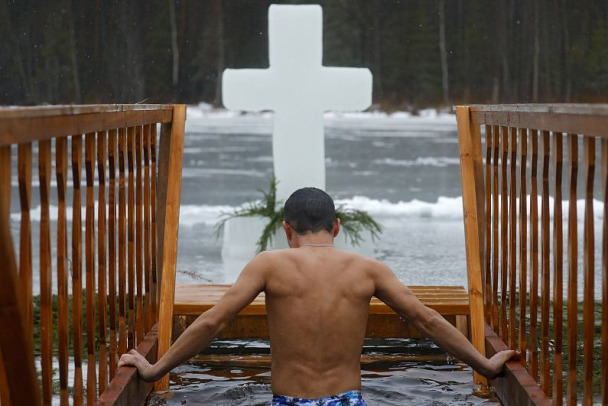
left=457, top=105, right=608, bottom=406
left=0, top=105, right=186, bottom=406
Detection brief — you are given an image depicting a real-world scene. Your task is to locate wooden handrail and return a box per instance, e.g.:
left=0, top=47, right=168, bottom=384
left=0, top=104, right=185, bottom=406
left=0, top=104, right=174, bottom=146
left=457, top=104, right=608, bottom=406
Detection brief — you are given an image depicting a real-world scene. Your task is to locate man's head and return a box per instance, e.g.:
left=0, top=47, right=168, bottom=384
left=283, top=187, right=336, bottom=235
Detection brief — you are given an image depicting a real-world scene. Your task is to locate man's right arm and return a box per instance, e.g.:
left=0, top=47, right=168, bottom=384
left=371, top=262, right=515, bottom=379
left=118, top=252, right=270, bottom=381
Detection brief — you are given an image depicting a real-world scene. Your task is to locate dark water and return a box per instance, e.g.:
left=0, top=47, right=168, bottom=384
left=146, top=339, right=499, bottom=406
left=149, top=363, right=497, bottom=406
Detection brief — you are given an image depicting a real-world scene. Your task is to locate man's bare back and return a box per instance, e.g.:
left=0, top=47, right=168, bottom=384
left=119, top=187, right=516, bottom=404
left=263, top=247, right=377, bottom=397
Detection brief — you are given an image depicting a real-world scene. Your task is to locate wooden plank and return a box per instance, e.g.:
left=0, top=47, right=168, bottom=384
left=485, top=325, right=552, bottom=406
left=18, top=144, right=33, bottom=338
left=567, top=134, right=579, bottom=406
left=97, top=131, right=108, bottom=395
left=189, top=353, right=451, bottom=368
left=173, top=313, right=463, bottom=341
left=508, top=127, right=517, bottom=348
left=0, top=351, right=9, bottom=406
left=500, top=126, right=509, bottom=342
left=108, top=129, right=118, bottom=380
left=0, top=103, right=174, bottom=118
left=468, top=103, right=608, bottom=115
left=71, top=135, right=84, bottom=405
left=552, top=132, right=564, bottom=405
left=582, top=136, right=595, bottom=405
left=470, top=109, right=608, bottom=139
left=484, top=125, right=493, bottom=325
left=0, top=144, right=41, bottom=406
left=539, top=130, right=551, bottom=395
left=55, top=137, right=70, bottom=406
left=492, top=126, right=500, bottom=331
left=135, top=125, right=144, bottom=344
left=529, top=129, right=540, bottom=381
left=455, top=107, right=487, bottom=387
left=150, top=124, right=159, bottom=324
left=0, top=109, right=173, bottom=146
left=118, top=128, right=128, bottom=357
left=85, top=133, right=97, bottom=404
left=127, top=126, right=135, bottom=350
left=603, top=139, right=608, bottom=406
left=0, top=145, right=11, bottom=406
left=155, top=105, right=186, bottom=391
left=97, top=325, right=158, bottom=406
left=173, top=285, right=469, bottom=316
left=39, top=140, right=53, bottom=406
left=518, top=128, right=528, bottom=366
left=6, top=142, right=34, bottom=406
left=155, top=122, right=172, bottom=304
left=143, top=125, right=152, bottom=332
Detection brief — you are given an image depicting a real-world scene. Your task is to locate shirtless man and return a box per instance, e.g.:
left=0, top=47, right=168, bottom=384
left=119, top=187, right=516, bottom=406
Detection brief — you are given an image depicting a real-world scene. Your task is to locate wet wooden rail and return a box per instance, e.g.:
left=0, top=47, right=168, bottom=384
left=171, top=284, right=470, bottom=341
left=457, top=104, right=608, bottom=406
left=0, top=105, right=186, bottom=406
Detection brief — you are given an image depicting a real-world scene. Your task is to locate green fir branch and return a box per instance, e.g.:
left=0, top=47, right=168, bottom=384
left=215, top=177, right=383, bottom=253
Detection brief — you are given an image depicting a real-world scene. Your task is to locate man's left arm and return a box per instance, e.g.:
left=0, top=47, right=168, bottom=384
left=118, top=252, right=269, bottom=381
left=372, top=262, right=516, bottom=379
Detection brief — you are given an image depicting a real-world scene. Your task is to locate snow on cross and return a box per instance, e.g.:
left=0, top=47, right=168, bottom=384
left=222, top=4, right=372, bottom=202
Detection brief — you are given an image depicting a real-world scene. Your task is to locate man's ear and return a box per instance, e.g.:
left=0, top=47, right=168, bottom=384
left=282, top=220, right=292, bottom=240
left=333, top=218, right=341, bottom=238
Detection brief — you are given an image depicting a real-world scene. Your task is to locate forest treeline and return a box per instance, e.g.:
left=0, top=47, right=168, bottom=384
left=1, top=0, right=607, bottom=109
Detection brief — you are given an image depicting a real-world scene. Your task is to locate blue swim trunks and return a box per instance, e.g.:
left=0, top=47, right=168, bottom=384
left=272, top=390, right=367, bottom=406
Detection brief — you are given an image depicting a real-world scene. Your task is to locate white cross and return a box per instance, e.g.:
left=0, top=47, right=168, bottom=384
left=222, top=4, right=372, bottom=202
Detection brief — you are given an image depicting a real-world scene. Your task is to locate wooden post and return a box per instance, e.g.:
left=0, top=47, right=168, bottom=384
left=484, top=126, right=493, bottom=325
left=39, top=140, right=53, bottom=406
left=508, top=127, right=517, bottom=349
left=127, top=127, right=135, bottom=350
left=603, top=140, right=608, bottom=406
left=135, top=125, right=144, bottom=344
left=155, top=105, right=186, bottom=391
left=71, top=135, right=84, bottom=405
left=85, top=132, right=97, bottom=404
left=56, top=137, right=70, bottom=405
left=108, top=129, right=118, bottom=380
left=0, top=145, right=41, bottom=405
left=97, top=131, right=108, bottom=394
left=540, top=131, right=551, bottom=395
left=492, top=126, right=499, bottom=331
left=518, top=128, right=528, bottom=366
left=456, top=106, right=487, bottom=387
left=552, top=133, right=564, bottom=405
left=118, top=128, right=128, bottom=357
left=529, top=129, right=540, bottom=381
left=567, top=134, right=579, bottom=405
left=582, top=137, right=595, bottom=406
left=500, top=126, right=509, bottom=342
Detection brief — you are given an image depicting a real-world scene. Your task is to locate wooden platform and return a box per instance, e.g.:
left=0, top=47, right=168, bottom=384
left=172, top=284, right=470, bottom=340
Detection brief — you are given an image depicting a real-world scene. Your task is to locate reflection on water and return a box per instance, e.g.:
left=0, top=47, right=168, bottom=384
left=148, top=339, right=500, bottom=405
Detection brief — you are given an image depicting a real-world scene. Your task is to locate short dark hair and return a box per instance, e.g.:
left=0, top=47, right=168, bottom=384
left=283, top=187, right=336, bottom=234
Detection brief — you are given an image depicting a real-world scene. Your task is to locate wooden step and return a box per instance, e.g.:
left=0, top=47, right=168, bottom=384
left=172, top=284, right=470, bottom=340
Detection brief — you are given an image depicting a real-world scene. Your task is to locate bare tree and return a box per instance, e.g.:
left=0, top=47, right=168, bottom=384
left=65, top=0, right=81, bottom=103
left=532, top=0, right=540, bottom=102
left=213, top=0, right=225, bottom=107
left=438, top=0, right=449, bottom=105
left=169, top=0, right=179, bottom=89
left=560, top=0, right=571, bottom=101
